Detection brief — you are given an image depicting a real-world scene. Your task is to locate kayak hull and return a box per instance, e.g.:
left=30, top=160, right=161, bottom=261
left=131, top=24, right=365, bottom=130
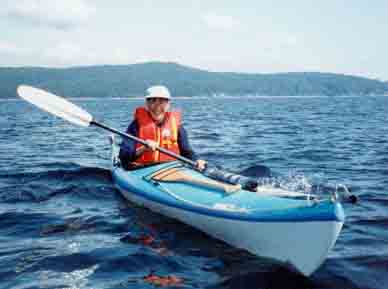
left=115, top=180, right=343, bottom=276
left=111, top=150, right=344, bottom=276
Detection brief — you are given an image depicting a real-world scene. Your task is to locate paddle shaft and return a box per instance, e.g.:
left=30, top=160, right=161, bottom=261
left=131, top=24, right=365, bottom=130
left=91, top=120, right=198, bottom=167
left=93, top=120, right=256, bottom=189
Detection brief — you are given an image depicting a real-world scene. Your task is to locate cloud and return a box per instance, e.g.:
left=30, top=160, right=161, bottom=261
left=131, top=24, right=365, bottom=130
left=4, top=0, right=96, bottom=29
left=202, top=12, right=241, bottom=30
left=0, top=38, right=134, bottom=67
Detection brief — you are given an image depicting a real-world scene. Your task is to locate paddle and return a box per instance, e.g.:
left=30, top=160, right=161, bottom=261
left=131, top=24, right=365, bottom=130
left=16, top=85, right=261, bottom=191
left=17, top=85, right=198, bottom=168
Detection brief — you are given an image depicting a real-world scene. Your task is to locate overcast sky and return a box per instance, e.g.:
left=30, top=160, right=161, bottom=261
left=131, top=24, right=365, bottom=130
left=1, top=0, right=387, bottom=80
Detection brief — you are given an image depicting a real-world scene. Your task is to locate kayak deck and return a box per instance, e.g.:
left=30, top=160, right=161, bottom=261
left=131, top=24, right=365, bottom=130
left=112, top=161, right=344, bottom=223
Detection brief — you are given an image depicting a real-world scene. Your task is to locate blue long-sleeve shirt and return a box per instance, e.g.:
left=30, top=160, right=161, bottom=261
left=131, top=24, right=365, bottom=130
left=119, top=120, right=198, bottom=169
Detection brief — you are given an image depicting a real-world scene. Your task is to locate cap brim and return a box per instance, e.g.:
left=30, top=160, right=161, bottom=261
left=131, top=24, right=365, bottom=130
left=145, top=95, right=171, bottom=100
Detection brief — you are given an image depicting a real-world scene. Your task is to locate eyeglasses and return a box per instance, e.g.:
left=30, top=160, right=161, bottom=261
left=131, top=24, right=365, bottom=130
left=147, top=98, right=170, bottom=104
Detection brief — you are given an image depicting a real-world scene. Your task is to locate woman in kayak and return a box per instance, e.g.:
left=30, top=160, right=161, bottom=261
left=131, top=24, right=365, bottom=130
left=119, top=85, right=207, bottom=171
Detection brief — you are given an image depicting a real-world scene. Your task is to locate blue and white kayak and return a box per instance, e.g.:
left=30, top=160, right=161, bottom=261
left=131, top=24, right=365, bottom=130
left=111, top=143, right=344, bottom=276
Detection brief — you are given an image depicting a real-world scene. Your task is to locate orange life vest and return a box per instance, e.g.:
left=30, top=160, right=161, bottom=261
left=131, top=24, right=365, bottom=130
left=134, top=107, right=181, bottom=164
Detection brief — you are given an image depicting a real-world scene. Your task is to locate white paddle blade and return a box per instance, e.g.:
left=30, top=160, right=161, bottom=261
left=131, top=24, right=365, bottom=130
left=17, top=85, right=93, bottom=127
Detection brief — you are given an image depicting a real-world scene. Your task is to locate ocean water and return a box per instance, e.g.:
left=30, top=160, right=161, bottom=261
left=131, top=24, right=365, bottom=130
left=0, top=95, right=387, bottom=289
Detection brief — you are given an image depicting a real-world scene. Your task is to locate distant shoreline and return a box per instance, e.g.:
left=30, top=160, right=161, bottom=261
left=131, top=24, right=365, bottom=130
left=1, top=62, right=387, bottom=99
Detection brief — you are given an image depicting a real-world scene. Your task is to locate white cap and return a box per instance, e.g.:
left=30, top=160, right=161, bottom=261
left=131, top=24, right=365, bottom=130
left=145, top=85, right=171, bottom=100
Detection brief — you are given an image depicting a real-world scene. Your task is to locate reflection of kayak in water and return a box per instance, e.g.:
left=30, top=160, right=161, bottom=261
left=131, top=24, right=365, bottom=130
left=111, top=142, right=345, bottom=276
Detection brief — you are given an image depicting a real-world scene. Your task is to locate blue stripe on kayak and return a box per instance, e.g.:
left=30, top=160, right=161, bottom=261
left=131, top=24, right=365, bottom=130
left=112, top=166, right=345, bottom=223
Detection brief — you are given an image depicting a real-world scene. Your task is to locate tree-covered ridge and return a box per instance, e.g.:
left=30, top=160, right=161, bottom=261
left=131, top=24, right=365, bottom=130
left=0, top=62, right=387, bottom=98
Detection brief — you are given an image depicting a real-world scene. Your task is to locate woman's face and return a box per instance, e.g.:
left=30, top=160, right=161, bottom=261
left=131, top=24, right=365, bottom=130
left=146, top=98, right=170, bottom=122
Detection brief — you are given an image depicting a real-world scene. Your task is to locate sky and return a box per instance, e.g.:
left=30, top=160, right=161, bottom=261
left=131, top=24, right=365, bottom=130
left=1, top=0, right=387, bottom=80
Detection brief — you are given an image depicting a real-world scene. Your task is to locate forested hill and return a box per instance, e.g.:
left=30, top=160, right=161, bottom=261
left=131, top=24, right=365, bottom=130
left=0, top=62, right=387, bottom=98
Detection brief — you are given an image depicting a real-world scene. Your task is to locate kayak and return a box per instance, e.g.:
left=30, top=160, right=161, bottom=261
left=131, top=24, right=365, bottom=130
left=110, top=141, right=344, bottom=276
